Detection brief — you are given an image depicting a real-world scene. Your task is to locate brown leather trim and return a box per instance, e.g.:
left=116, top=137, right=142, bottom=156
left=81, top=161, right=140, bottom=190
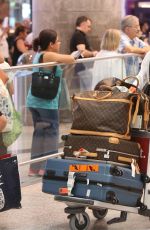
left=73, top=96, right=131, bottom=103
left=70, top=129, right=131, bottom=140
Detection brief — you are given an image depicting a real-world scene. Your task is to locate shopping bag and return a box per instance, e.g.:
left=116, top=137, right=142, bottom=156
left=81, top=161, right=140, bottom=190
left=0, top=155, right=22, bottom=212
left=2, top=107, right=22, bottom=147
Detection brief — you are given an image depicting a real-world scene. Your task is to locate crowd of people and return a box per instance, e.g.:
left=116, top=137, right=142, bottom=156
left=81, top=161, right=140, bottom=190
left=0, top=14, right=150, bottom=177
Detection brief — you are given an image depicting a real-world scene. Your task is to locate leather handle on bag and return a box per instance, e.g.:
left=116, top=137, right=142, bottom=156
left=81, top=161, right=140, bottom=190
left=123, top=76, right=139, bottom=88
left=94, top=90, right=112, bottom=100
left=118, top=156, right=132, bottom=163
left=73, top=151, right=98, bottom=158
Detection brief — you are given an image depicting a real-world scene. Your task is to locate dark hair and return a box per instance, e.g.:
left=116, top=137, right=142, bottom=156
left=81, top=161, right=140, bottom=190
left=0, top=18, right=3, bottom=25
left=76, top=16, right=91, bottom=27
left=15, top=25, right=26, bottom=37
left=33, top=29, right=57, bottom=51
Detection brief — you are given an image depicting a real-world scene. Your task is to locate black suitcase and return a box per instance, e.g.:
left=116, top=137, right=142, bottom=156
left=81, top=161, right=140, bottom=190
left=62, top=134, right=141, bottom=165
left=0, top=155, right=22, bottom=212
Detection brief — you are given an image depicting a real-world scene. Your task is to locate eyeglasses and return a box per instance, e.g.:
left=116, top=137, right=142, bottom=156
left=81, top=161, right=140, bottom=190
left=128, top=25, right=140, bottom=29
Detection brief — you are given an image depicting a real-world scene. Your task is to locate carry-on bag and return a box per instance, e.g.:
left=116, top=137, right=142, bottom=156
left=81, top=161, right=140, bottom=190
left=0, top=154, right=21, bottom=212
left=94, top=77, right=149, bottom=131
left=131, top=130, right=150, bottom=173
left=70, top=90, right=141, bottom=140
left=42, top=158, right=143, bottom=207
left=62, top=134, right=141, bottom=166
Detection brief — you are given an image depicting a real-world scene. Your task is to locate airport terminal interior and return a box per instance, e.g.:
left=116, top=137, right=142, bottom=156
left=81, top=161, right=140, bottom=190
left=0, top=0, right=150, bottom=229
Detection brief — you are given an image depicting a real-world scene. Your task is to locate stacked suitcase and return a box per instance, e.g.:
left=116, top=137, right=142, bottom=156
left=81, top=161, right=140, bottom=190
left=43, top=88, right=149, bottom=208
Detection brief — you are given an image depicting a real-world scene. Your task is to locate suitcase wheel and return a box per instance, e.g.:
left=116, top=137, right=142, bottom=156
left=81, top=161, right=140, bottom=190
left=61, top=135, right=68, bottom=141
left=106, top=191, right=119, bottom=205
left=139, top=203, right=147, bottom=211
left=110, top=166, right=123, bottom=177
left=141, top=174, right=150, bottom=184
left=69, top=212, right=90, bottom=230
left=92, top=208, right=108, bottom=219
left=112, top=197, right=119, bottom=204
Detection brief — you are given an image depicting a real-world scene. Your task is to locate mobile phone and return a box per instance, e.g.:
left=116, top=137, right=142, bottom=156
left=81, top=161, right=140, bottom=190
left=2, top=17, right=8, bottom=28
left=71, top=50, right=82, bottom=59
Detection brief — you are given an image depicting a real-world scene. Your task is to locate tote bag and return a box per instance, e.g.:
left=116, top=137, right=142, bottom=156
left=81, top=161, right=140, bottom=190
left=2, top=106, right=22, bottom=147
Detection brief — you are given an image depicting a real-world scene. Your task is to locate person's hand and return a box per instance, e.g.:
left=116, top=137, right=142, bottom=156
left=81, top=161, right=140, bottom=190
left=92, top=51, right=98, bottom=57
left=0, top=69, right=9, bottom=84
left=143, top=46, right=150, bottom=53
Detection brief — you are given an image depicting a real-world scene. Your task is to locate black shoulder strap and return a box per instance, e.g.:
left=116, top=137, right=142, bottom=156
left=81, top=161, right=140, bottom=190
left=52, top=66, right=57, bottom=74
left=39, top=53, right=44, bottom=63
left=38, top=53, right=57, bottom=75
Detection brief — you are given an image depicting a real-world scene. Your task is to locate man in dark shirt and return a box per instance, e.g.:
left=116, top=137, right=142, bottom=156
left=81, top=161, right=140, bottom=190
left=70, top=16, right=97, bottom=90
left=70, top=16, right=97, bottom=58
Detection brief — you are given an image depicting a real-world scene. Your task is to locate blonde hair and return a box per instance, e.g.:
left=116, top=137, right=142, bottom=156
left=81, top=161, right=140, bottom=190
left=100, top=29, right=121, bottom=51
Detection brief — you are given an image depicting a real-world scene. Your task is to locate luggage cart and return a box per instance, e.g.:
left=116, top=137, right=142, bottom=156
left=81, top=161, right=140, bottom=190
left=53, top=130, right=150, bottom=230
left=54, top=194, right=147, bottom=230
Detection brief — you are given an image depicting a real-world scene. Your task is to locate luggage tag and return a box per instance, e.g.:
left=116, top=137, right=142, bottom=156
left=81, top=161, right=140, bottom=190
left=67, top=171, right=76, bottom=196
left=131, top=159, right=140, bottom=177
left=131, top=159, right=136, bottom=177
left=131, top=159, right=140, bottom=176
left=97, top=148, right=110, bottom=159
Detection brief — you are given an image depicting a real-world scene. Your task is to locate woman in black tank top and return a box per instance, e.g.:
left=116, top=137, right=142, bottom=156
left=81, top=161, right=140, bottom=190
left=12, top=25, right=28, bottom=66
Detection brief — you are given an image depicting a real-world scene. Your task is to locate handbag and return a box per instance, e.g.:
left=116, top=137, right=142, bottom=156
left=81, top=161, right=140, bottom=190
left=31, top=62, right=60, bottom=100
left=95, top=76, right=149, bottom=130
left=0, top=154, right=21, bottom=212
left=94, top=76, right=139, bottom=91
left=2, top=106, right=22, bottom=147
left=142, top=63, right=150, bottom=129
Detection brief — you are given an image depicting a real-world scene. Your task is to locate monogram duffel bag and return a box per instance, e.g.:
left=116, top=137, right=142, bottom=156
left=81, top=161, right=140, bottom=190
left=70, top=90, right=141, bottom=140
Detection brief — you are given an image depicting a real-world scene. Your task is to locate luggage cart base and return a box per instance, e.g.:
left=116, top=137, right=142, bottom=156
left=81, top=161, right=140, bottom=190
left=54, top=195, right=150, bottom=230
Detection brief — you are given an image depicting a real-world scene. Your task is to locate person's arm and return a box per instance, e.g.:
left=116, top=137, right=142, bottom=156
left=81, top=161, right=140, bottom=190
left=0, top=53, right=4, bottom=63
left=16, top=39, right=28, bottom=53
left=7, top=81, right=14, bottom=95
left=123, top=45, right=150, bottom=54
left=43, top=52, right=75, bottom=64
left=76, top=44, right=97, bottom=58
left=136, top=51, right=150, bottom=89
left=0, top=113, right=7, bottom=131
left=0, top=69, right=9, bottom=84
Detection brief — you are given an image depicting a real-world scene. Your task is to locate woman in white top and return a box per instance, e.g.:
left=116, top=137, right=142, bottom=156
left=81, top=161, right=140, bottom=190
left=92, top=29, right=126, bottom=89
left=136, top=51, right=150, bottom=89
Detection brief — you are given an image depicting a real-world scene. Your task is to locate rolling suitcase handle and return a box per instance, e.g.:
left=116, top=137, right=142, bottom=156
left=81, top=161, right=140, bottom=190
left=73, top=149, right=98, bottom=158
left=118, top=156, right=140, bottom=175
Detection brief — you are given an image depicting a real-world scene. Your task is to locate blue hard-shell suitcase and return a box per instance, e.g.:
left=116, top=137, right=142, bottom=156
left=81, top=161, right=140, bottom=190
left=42, top=158, right=143, bottom=207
